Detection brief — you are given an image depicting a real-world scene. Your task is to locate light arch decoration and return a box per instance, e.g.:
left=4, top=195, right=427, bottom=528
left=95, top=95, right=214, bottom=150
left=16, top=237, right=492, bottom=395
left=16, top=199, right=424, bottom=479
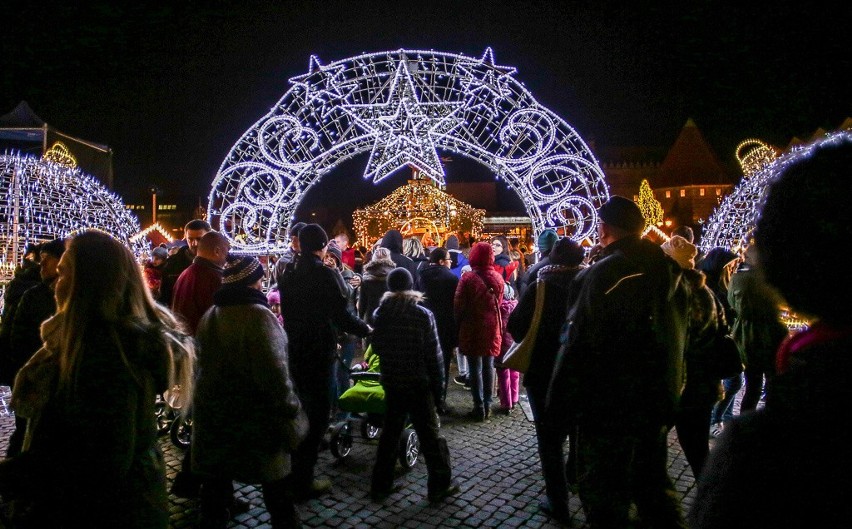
left=699, top=130, right=852, bottom=254
left=1, top=152, right=147, bottom=282
left=208, top=48, right=609, bottom=255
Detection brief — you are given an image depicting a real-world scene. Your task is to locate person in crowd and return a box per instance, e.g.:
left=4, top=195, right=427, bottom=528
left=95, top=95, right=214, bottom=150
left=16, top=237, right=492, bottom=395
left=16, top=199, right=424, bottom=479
left=671, top=226, right=702, bottom=263
left=547, top=196, right=689, bottom=529
left=266, top=286, right=284, bottom=327
left=507, top=237, right=586, bottom=525
left=494, top=283, right=519, bottom=414
left=454, top=241, right=504, bottom=421
left=333, top=232, right=357, bottom=271
left=663, top=235, right=725, bottom=478
left=380, top=229, right=418, bottom=276
left=417, top=247, right=459, bottom=414
left=3, top=238, right=65, bottom=458
left=0, top=243, right=42, bottom=388
left=278, top=223, right=371, bottom=501
left=690, top=131, right=852, bottom=529
left=358, top=247, right=396, bottom=327
left=273, top=221, right=306, bottom=287
left=403, top=236, right=429, bottom=273
left=0, top=230, right=195, bottom=528
left=143, top=246, right=169, bottom=300
left=508, top=237, right=526, bottom=278
left=171, top=231, right=231, bottom=336
left=159, top=219, right=211, bottom=305
left=517, top=229, right=559, bottom=297
left=699, top=247, right=741, bottom=437
left=368, top=267, right=460, bottom=504
left=444, top=234, right=469, bottom=279
left=324, top=240, right=362, bottom=416
left=727, top=244, right=788, bottom=413
left=490, top=235, right=518, bottom=287
left=192, top=256, right=305, bottom=528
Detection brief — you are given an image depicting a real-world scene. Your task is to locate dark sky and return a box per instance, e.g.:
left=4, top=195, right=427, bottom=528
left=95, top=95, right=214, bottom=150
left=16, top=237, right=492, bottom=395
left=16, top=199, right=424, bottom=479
left=2, top=1, right=849, bottom=216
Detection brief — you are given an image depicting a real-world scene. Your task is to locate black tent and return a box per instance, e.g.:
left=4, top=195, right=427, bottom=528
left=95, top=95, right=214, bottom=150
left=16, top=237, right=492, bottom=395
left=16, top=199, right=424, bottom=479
left=0, top=101, right=114, bottom=188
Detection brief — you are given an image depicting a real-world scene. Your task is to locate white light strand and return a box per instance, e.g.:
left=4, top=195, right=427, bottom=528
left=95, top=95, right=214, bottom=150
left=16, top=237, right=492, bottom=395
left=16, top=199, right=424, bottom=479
left=208, top=48, right=609, bottom=255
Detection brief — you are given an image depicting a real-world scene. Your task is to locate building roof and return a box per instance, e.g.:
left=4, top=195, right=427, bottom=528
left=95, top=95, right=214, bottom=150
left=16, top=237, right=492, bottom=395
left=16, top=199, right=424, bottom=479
left=655, top=118, right=732, bottom=187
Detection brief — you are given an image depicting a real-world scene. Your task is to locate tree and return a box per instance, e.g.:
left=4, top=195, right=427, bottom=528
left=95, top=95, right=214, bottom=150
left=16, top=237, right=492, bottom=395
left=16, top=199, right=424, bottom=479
left=637, top=179, right=664, bottom=228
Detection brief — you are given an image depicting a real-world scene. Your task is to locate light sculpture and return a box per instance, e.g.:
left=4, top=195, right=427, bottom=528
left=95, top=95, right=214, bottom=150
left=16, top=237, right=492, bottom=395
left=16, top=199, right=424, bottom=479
left=208, top=48, right=609, bottom=255
left=736, top=139, right=779, bottom=178
left=1, top=152, right=147, bottom=284
left=699, top=130, right=852, bottom=254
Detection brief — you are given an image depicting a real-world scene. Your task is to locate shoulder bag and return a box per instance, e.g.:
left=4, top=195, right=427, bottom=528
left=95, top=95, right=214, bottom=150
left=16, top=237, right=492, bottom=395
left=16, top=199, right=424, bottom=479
left=501, top=279, right=546, bottom=373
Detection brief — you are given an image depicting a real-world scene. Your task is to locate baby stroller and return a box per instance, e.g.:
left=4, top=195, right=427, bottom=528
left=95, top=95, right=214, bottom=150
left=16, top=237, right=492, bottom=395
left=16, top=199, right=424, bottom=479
left=328, top=346, right=420, bottom=469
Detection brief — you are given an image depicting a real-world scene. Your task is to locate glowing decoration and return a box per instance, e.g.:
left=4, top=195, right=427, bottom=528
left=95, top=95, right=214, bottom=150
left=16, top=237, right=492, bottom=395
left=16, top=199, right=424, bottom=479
left=736, top=139, right=779, bottom=178
left=1, top=152, right=147, bottom=285
left=352, top=170, right=484, bottom=245
left=637, top=179, right=663, bottom=228
left=700, top=130, right=852, bottom=254
left=42, top=141, right=77, bottom=168
left=208, top=48, right=608, bottom=255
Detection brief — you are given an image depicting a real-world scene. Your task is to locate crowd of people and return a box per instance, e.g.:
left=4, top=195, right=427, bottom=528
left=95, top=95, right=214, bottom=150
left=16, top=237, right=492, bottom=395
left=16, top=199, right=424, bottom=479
left=0, top=133, right=850, bottom=527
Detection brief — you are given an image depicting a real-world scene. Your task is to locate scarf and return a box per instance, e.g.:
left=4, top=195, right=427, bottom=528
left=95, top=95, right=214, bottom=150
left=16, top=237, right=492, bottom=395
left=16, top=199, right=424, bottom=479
left=212, top=286, right=270, bottom=308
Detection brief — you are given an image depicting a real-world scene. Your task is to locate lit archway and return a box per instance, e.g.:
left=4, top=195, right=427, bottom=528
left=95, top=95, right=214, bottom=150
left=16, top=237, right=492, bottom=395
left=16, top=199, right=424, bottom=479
left=208, top=48, right=609, bottom=254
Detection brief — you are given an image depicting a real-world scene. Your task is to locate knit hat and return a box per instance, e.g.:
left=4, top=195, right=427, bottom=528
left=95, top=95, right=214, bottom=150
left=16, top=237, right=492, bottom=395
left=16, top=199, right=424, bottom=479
left=386, top=267, right=413, bottom=292
left=151, top=246, right=168, bottom=260
left=537, top=229, right=559, bottom=254
left=326, top=241, right=343, bottom=267
left=445, top=234, right=459, bottom=250
left=661, top=235, right=698, bottom=269
left=222, top=256, right=265, bottom=287
left=298, top=223, right=328, bottom=253
left=289, top=221, right=307, bottom=238
left=503, top=283, right=515, bottom=300
left=598, top=196, right=645, bottom=233
left=549, top=237, right=585, bottom=267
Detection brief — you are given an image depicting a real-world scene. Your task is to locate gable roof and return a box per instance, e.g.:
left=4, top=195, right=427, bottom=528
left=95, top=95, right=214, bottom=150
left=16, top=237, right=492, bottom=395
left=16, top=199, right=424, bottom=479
left=656, top=118, right=732, bottom=187
left=0, top=100, right=45, bottom=128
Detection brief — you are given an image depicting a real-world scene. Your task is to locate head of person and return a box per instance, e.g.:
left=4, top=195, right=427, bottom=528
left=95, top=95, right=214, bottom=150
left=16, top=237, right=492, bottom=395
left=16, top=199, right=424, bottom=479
left=403, top=237, right=425, bottom=259
left=548, top=237, right=586, bottom=267
left=183, top=219, right=212, bottom=257
left=537, top=229, right=559, bottom=256
left=696, top=247, right=739, bottom=290
left=196, top=231, right=231, bottom=267
left=430, top=247, right=451, bottom=268
left=596, top=196, right=645, bottom=247
left=333, top=232, right=350, bottom=251
left=370, top=247, right=393, bottom=264
left=469, top=241, right=495, bottom=268
left=380, top=229, right=404, bottom=254
left=490, top=235, right=510, bottom=257
left=288, top=221, right=307, bottom=252
left=386, top=267, right=413, bottom=293
left=221, top=255, right=265, bottom=291
left=755, top=132, right=852, bottom=324
left=661, top=235, right=698, bottom=270
left=671, top=225, right=694, bottom=243
left=150, top=246, right=169, bottom=267
left=445, top=234, right=460, bottom=251
left=324, top=241, right=343, bottom=270
left=38, top=237, right=66, bottom=284
left=298, top=223, right=329, bottom=258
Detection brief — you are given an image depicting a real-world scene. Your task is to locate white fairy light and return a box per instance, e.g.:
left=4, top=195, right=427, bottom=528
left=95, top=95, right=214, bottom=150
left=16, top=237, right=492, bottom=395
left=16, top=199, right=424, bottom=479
left=208, top=48, right=609, bottom=255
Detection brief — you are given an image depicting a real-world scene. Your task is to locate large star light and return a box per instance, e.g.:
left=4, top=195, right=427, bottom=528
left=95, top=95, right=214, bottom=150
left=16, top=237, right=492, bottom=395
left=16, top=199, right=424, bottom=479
left=342, top=60, right=463, bottom=184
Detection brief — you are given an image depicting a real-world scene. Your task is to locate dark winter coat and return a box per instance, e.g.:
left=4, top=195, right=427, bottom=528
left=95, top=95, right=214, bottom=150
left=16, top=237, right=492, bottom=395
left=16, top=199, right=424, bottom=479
left=417, top=263, right=459, bottom=352
left=516, top=255, right=551, bottom=298
left=280, top=253, right=370, bottom=384
left=358, top=259, right=396, bottom=326
left=0, top=314, right=172, bottom=529
left=680, top=268, right=725, bottom=409
left=8, top=281, right=56, bottom=382
left=507, top=264, right=582, bottom=388
left=370, top=290, right=444, bottom=404
left=548, top=235, right=689, bottom=428
left=0, top=263, right=41, bottom=383
left=193, top=286, right=305, bottom=483
left=454, top=242, right=505, bottom=358
left=380, top=229, right=418, bottom=276
left=170, top=256, right=223, bottom=335
left=158, top=245, right=194, bottom=306
left=492, top=252, right=518, bottom=286
left=727, top=263, right=788, bottom=372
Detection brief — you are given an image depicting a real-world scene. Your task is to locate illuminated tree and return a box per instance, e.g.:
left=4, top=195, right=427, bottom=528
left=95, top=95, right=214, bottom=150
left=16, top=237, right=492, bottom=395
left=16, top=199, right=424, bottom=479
left=637, top=179, right=663, bottom=228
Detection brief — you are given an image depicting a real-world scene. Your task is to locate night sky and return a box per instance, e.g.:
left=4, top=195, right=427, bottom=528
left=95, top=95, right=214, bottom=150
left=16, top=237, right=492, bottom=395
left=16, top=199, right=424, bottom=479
left=2, top=1, right=849, bottom=219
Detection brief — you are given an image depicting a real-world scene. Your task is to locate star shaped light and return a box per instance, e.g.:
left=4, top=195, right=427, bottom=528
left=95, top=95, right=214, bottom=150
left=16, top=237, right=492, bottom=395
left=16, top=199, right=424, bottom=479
left=458, top=47, right=517, bottom=118
left=342, top=60, right=463, bottom=184
left=288, top=55, right=357, bottom=113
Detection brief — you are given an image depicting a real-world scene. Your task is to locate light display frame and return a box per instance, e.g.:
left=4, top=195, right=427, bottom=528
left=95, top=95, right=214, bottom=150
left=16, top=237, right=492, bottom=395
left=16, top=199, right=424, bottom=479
left=207, top=48, right=609, bottom=255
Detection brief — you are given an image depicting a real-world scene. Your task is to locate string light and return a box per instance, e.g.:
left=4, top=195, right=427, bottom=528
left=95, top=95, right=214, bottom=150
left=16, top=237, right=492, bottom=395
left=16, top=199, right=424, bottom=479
left=637, top=179, right=663, bottom=228
left=42, top=141, right=77, bottom=168
left=352, top=170, right=485, bottom=245
left=736, top=139, right=779, bottom=178
left=1, top=152, right=147, bottom=285
left=207, top=48, right=609, bottom=255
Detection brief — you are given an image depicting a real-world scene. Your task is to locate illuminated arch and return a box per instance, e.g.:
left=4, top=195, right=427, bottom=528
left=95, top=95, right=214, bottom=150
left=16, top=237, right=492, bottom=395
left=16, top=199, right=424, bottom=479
left=208, top=48, right=609, bottom=255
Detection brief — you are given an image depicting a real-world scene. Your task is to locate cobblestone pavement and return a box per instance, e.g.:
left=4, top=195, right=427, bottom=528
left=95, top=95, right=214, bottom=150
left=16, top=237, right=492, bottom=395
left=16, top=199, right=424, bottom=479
left=0, top=372, right=737, bottom=528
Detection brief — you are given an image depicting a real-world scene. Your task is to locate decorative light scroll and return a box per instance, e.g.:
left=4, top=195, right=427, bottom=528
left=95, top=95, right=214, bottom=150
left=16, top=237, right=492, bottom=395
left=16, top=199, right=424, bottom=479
left=1, top=152, right=147, bottom=283
left=208, top=48, right=609, bottom=255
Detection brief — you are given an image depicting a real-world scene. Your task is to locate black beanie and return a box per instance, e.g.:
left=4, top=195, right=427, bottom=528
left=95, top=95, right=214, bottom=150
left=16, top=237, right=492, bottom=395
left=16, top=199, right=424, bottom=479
left=298, top=223, right=328, bottom=253
left=445, top=235, right=459, bottom=250
left=289, top=221, right=307, bottom=238
left=598, top=196, right=645, bottom=233
left=387, top=267, right=413, bottom=292
left=549, top=238, right=585, bottom=266
left=222, top=256, right=265, bottom=288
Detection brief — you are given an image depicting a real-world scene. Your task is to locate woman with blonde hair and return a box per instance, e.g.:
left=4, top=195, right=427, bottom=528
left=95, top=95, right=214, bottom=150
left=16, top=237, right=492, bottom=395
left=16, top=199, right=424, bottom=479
left=0, top=230, right=195, bottom=528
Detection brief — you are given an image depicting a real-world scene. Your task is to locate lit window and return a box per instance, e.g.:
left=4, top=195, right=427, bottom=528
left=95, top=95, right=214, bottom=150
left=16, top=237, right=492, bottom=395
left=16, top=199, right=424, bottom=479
left=700, top=188, right=705, bottom=196
left=680, top=189, right=686, bottom=197
left=665, top=190, right=671, bottom=198
left=716, top=188, right=722, bottom=196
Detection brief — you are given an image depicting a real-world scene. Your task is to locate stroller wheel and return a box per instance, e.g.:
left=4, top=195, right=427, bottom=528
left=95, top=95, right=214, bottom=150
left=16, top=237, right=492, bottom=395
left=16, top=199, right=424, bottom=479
left=330, top=422, right=353, bottom=459
left=361, top=421, right=381, bottom=439
left=398, top=428, right=419, bottom=468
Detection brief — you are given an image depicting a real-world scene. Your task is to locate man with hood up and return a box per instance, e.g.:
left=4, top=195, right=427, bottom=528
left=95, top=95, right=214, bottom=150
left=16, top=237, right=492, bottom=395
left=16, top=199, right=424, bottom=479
left=547, top=196, right=689, bottom=529
left=380, top=229, right=418, bottom=277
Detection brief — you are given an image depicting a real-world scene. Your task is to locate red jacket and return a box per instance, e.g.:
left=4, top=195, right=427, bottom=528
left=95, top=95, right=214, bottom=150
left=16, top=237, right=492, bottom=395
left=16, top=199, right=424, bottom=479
left=454, top=242, right=505, bottom=357
left=171, top=257, right=223, bottom=335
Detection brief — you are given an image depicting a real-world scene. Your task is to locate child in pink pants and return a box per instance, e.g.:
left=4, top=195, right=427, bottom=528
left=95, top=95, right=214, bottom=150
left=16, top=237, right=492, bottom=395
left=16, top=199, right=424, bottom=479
left=496, top=283, right=520, bottom=414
